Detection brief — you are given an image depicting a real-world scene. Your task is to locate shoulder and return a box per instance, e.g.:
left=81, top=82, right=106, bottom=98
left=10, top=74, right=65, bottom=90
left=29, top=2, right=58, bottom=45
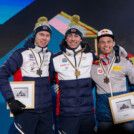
left=46, top=50, right=53, bottom=56
left=53, top=51, right=63, bottom=58
left=93, top=59, right=100, bottom=65
left=119, top=57, right=133, bottom=70
left=120, top=57, right=131, bottom=63
left=9, top=48, right=27, bottom=57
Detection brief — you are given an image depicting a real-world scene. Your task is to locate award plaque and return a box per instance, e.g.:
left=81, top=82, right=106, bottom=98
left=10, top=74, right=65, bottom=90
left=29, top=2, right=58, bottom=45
left=108, top=92, right=134, bottom=124
left=7, top=81, right=35, bottom=110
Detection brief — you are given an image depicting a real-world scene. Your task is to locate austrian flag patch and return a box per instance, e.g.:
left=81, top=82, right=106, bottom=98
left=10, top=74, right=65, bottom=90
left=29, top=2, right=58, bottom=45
left=97, top=68, right=103, bottom=74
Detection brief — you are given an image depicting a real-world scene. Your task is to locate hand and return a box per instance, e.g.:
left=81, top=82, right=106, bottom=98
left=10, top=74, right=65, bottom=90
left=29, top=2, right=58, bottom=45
left=7, top=98, right=26, bottom=116
left=54, top=84, right=59, bottom=94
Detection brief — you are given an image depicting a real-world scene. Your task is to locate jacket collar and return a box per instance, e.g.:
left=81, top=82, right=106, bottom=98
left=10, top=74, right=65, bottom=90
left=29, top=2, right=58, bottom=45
left=33, top=45, right=47, bottom=54
left=99, top=51, right=116, bottom=64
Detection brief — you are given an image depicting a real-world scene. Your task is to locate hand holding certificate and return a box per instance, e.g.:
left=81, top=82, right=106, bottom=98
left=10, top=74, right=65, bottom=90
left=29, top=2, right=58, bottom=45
left=7, top=81, right=35, bottom=116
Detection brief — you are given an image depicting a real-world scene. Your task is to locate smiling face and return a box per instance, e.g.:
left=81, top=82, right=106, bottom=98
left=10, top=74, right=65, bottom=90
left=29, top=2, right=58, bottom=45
left=34, top=31, right=51, bottom=48
left=65, top=33, right=82, bottom=49
left=98, top=36, right=115, bottom=54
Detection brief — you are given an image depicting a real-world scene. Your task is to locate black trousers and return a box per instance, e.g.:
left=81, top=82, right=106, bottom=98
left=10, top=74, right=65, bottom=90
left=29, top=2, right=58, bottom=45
left=57, top=114, right=96, bottom=134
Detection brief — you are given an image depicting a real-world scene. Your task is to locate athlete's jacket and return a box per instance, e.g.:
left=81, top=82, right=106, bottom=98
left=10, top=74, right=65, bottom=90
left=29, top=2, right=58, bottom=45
left=50, top=39, right=96, bottom=116
left=0, top=38, right=53, bottom=113
left=91, top=50, right=134, bottom=121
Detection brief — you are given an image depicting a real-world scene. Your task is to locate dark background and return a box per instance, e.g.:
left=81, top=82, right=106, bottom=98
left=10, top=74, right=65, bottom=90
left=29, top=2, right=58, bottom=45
left=0, top=0, right=134, bottom=58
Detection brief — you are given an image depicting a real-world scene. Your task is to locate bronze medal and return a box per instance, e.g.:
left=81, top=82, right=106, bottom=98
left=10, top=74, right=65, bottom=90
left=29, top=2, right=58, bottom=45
left=30, top=48, right=45, bottom=77
left=37, top=68, right=42, bottom=77
left=75, top=69, right=80, bottom=76
left=104, top=76, right=109, bottom=84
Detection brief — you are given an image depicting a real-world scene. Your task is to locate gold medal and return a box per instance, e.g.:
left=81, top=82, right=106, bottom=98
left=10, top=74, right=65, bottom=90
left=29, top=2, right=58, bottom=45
left=63, top=52, right=83, bottom=77
left=75, top=69, right=80, bottom=76
left=104, top=76, right=109, bottom=84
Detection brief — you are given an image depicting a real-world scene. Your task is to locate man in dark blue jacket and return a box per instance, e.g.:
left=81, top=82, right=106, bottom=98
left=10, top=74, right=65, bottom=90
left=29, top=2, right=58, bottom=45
left=50, top=15, right=96, bottom=134
left=0, top=17, right=55, bottom=134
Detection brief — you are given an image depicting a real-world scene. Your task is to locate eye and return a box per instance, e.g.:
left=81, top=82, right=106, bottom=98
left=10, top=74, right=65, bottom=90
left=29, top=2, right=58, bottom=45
left=99, top=41, right=105, bottom=45
left=39, top=33, right=44, bottom=36
left=107, top=40, right=113, bottom=44
left=46, top=34, right=50, bottom=37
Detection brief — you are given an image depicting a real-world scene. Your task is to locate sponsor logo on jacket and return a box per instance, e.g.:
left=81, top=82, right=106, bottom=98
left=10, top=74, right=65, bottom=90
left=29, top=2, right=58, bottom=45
left=29, top=54, right=35, bottom=61
left=112, top=66, right=122, bottom=71
left=60, top=63, right=70, bottom=67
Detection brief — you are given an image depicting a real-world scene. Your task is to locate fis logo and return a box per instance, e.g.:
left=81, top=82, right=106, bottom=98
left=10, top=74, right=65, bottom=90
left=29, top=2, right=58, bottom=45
left=29, top=54, right=34, bottom=59
left=62, top=58, right=68, bottom=63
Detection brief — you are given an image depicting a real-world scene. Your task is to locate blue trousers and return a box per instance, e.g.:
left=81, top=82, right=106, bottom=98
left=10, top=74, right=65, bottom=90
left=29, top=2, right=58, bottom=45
left=14, top=110, right=55, bottom=134
left=57, top=114, right=96, bottom=134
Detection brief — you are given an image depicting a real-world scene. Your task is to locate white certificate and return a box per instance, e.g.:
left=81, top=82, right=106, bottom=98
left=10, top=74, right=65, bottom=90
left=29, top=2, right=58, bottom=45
left=109, top=92, right=134, bottom=124
left=7, top=81, right=35, bottom=109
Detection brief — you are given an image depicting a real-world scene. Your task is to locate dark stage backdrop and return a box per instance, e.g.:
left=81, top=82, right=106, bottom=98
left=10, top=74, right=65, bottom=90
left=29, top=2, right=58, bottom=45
left=0, top=0, right=134, bottom=58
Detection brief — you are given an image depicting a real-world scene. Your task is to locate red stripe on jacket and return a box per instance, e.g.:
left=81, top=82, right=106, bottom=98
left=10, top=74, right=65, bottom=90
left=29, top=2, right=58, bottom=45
left=55, top=73, right=60, bottom=115
left=13, top=69, right=23, bottom=81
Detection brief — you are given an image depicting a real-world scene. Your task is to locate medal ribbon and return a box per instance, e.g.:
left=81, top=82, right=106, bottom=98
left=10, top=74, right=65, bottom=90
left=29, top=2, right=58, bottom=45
left=99, top=56, right=116, bottom=77
left=63, top=52, right=83, bottom=72
left=99, top=56, right=116, bottom=97
left=30, top=48, right=45, bottom=68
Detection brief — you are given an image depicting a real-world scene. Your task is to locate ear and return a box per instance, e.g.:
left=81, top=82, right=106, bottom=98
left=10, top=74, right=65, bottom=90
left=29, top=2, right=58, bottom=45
left=113, top=41, right=115, bottom=47
left=97, top=42, right=100, bottom=49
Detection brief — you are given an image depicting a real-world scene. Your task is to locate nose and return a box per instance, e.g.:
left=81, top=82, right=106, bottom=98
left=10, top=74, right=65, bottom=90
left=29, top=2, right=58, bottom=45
left=104, top=41, right=109, bottom=46
left=71, top=36, right=75, bottom=41
left=42, top=36, right=47, bottom=40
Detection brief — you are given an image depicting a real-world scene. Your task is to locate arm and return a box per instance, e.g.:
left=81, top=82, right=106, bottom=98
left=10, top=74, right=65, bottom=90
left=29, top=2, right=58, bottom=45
left=0, top=49, right=25, bottom=116
left=0, top=49, right=23, bottom=100
left=49, top=53, right=56, bottom=86
left=49, top=54, right=60, bottom=94
left=125, top=60, right=134, bottom=91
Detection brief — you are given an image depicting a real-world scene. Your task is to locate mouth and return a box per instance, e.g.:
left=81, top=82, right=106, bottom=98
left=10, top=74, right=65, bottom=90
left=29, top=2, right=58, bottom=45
left=103, top=47, right=109, bottom=50
left=40, top=41, right=47, bottom=45
left=70, top=42, right=76, bottom=45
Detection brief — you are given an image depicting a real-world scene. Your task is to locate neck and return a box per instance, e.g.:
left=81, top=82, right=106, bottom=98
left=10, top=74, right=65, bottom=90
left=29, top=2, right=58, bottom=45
left=102, top=51, right=114, bottom=56
left=33, top=45, right=47, bottom=53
